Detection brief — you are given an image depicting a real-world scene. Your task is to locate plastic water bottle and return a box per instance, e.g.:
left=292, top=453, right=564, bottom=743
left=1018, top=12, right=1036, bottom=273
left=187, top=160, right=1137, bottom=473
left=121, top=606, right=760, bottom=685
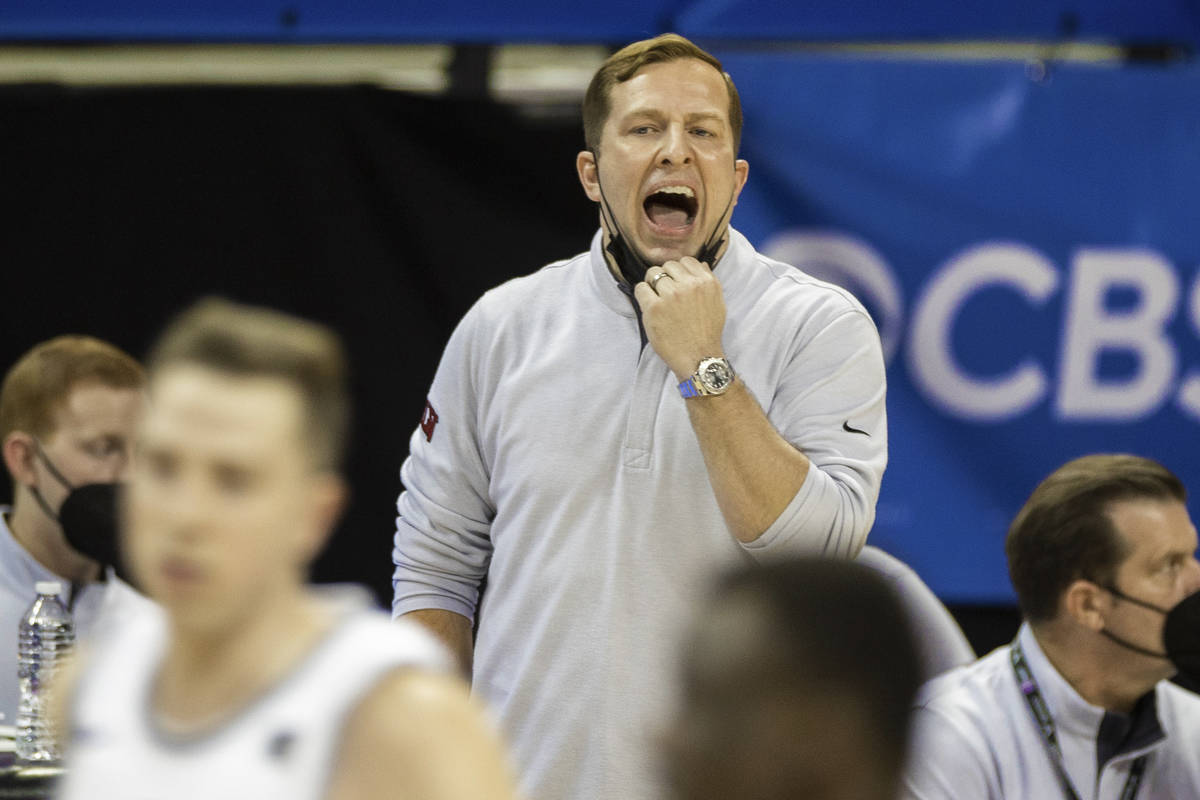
left=16, top=581, right=75, bottom=763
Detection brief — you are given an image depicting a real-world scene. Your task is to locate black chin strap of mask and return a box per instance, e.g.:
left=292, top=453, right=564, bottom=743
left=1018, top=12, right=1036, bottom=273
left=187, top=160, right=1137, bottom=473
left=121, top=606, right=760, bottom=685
left=591, top=149, right=735, bottom=287
left=29, top=439, right=73, bottom=524
left=28, top=441, right=90, bottom=608
left=1100, top=583, right=1172, bottom=659
left=595, top=171, right=651, bottom=287
left=694, top=201, right=732, bottom=271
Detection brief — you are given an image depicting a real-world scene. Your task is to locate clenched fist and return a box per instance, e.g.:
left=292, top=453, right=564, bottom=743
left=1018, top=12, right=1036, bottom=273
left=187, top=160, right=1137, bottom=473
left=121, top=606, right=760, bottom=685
left=633, top=257, right=726, bottom=381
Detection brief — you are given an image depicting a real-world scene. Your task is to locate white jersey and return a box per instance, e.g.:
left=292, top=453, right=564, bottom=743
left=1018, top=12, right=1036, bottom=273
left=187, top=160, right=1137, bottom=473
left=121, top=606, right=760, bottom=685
left=58, top=594, right=452, bottom=800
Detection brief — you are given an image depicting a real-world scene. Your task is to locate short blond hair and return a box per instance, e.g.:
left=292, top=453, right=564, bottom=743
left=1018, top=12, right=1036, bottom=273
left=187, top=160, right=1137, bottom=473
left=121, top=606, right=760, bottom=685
left=148, top=298, right=349, bottom=471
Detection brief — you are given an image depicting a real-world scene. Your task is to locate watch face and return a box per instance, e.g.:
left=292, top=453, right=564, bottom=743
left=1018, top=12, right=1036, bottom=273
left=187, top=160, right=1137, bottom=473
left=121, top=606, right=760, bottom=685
left=699, top=359, right=733, bottom=392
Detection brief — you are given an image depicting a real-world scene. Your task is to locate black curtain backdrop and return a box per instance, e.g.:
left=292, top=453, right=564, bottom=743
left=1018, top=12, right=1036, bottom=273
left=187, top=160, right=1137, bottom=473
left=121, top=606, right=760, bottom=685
left=0, top=84, right=1017, bottom=652
left=1, top=84, right=596, bottom=603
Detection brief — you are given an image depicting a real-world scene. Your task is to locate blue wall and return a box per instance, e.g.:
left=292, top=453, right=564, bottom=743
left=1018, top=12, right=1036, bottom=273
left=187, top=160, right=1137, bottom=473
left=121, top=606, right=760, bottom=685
left=3, top=0, right=1197, bottom=43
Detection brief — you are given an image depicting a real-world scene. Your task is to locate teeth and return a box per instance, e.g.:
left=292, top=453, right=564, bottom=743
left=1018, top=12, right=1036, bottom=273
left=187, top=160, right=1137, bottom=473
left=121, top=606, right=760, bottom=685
left=655, top=186, right=694, bottom=197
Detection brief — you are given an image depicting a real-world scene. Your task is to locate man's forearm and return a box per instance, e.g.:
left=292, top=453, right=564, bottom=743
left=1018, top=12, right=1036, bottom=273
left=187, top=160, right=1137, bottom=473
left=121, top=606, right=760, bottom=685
left=632, top=256, right=841, bottom=546
left=402, top=608, right=475, bottom=678
left=684, top=378, right=809, bottom=543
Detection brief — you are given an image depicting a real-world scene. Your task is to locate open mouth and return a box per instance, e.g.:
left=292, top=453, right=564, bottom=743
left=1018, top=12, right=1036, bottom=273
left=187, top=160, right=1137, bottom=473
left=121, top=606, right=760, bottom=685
left=643, top=186, right=698, bottom=232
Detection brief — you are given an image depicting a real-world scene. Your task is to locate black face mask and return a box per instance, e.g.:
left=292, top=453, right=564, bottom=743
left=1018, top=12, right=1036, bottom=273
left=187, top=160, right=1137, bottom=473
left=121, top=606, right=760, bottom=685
left=58, top=482, right=128, bottom=582
left=1102, top=584, right=1200, bottom=686
left=31, top=440, right=126, bottom=581
left=1163, top=590, right=1200, bottom=686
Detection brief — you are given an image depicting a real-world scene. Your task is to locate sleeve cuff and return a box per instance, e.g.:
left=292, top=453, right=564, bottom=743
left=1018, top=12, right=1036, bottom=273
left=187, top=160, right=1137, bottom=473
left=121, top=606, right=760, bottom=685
left=739, top=463, right=869, bottom=559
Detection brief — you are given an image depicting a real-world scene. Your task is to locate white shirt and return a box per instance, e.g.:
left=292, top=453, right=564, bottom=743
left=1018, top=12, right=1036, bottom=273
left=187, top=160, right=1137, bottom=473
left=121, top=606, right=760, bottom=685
left=58, top=593, right=452, bottom=800
left=0, top=507, right=150, bottom=725
left=393, top=228, right=888, bottom=800
left=902, top=623, right=1200, bottom=800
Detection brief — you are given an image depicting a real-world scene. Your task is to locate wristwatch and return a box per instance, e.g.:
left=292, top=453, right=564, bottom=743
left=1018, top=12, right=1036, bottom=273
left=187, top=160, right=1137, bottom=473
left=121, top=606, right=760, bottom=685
left=678, top=357, right=735, bottom=398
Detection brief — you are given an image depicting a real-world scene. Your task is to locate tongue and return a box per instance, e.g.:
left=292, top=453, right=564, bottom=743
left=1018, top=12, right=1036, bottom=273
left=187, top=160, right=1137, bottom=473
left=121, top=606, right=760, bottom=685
left=646, top=201, right=691, bottom=230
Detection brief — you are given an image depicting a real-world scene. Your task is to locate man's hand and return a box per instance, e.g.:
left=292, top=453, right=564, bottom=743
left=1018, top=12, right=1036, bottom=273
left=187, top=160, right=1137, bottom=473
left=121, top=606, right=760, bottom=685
left=633, top=257, right=726, bottom=380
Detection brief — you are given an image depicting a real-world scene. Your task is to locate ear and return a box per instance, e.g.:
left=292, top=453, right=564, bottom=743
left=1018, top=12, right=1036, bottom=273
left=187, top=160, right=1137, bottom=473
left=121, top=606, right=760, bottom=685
left=732, top=159, right=749, bottom=205
left=298, top=472, right=348, bottom=564
left=1061, top=579, right=1109, bottom=632
left=576, top=150, right=601, bottom=203
left=2, top=432, right=38, bottom=488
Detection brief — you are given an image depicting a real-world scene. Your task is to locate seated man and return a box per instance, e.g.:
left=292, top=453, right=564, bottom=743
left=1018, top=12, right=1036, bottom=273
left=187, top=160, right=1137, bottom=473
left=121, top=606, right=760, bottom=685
left=0, top=335, right=146, bottom=724
left=57, top=299, right=517, bottom=800
left=664, top=558, right=921, bottom=800
left=902, top=454, right=1200, bottom=799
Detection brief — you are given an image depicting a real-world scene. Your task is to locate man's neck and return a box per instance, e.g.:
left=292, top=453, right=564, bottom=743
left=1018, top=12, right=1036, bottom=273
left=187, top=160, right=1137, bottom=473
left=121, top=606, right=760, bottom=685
left=1031, top=623, right=1162, bottom=714
left=5, top=497, right=100, bottom=584
left=599, top=227, right=732, bottom=287
left=155, top=586, right=330, bottom=734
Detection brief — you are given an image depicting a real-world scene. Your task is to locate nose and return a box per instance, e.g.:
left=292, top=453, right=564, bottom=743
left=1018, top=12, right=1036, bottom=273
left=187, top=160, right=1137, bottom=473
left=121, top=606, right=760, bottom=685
left=154, top=476, right=210, bottom=544
left=1183, top=556, right=1200, bottom=595
left=658, top=123, right=692, bottom=166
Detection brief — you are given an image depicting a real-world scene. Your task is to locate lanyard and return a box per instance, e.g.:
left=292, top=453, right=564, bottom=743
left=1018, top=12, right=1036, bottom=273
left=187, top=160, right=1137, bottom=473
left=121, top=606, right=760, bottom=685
left=1010, top=638, right=1147, bottom=800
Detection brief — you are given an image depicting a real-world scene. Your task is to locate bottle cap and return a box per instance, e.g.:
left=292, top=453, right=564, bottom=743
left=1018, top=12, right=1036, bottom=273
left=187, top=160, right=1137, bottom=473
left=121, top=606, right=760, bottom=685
left=34, top=581, right=62, bottom=596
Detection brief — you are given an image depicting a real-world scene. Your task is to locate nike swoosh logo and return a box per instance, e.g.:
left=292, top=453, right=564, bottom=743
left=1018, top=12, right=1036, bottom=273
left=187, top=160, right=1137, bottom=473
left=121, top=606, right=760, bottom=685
left=842, top=421, right=870, bottom=437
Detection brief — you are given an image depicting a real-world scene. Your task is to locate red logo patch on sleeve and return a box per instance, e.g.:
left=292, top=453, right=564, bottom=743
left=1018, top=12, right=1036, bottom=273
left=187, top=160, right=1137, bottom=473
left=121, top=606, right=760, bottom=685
left=420, top=398, right=439, bottom=442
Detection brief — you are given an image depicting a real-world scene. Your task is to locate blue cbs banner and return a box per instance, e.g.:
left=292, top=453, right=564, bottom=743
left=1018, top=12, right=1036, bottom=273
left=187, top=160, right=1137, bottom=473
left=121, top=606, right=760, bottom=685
left=5, top=0, right=1198, bottom=43
left=716, top=51, right=1200, bottom=603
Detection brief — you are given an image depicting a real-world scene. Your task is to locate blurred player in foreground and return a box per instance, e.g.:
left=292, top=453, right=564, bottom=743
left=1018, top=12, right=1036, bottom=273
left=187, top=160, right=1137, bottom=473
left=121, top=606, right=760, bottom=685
left=56, top=298, right=518, bottom=800
left=664, top=558, right=921, bottom=800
